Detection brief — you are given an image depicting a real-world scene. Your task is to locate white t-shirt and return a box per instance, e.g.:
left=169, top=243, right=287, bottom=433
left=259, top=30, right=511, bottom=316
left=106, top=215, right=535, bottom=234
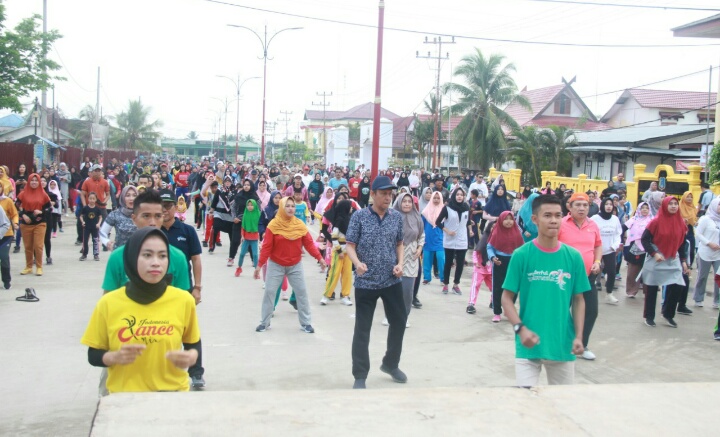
left=468, top=181, right=489, bottom=205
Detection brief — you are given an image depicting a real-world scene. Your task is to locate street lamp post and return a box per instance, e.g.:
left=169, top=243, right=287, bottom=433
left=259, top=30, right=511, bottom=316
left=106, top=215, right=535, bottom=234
left=228, top=24, right=302, bottom=165
left=216, top=75, right=260, bottom=163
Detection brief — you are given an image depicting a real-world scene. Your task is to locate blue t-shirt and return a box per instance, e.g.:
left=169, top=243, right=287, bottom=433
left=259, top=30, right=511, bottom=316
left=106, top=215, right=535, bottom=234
left=328, top=178, right=348, bottom=191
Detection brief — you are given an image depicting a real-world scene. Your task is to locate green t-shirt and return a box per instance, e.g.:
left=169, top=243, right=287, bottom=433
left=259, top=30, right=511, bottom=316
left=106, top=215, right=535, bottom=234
left=102, top=245, right=191, bottom=292
left=502, top=241, right=590, bottom=362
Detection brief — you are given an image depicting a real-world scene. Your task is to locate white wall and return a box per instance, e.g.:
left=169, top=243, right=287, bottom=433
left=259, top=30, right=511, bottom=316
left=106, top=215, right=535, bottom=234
left=605, top=97, right=714, bottom=128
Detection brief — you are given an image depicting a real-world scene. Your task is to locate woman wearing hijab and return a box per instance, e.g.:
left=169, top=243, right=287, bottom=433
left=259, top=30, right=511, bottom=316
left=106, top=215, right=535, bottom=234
left=408, top=170, right=421, bottom=197
left=517, top=192, right=540, bottom=242
left=679, top=191, right=697, bottom=267
left=487, top=211, right=524, bottom=322
left=39, top=177, right=57, bottom=265
left=0, top=181, right=19, bottom=289
left=16, top=174, right=52, bottom=276
left=591, top=198, right=623, bottom=304
left=228, top=179, right=260, bottom=267
left=259, top=190, right=281, bottom=241
left=396, top=172, right=410, bottom=190
left=314, top=186, right=335, bottom=221
left=601, top=180, right=618, bottom=198
left=56, top=162, right=70, bottom=213
left=421, top=191, right=445, bottom=286
left=235, top=199, right=261, bottom=276
left=100, top=185, right=138, bottom=251
left=640, top=196, right=689, bottom=328
left=256, top=180, right=271, bottom=211
left=358, top=176, right=371, bottom=208
left=693, top=197, right=720, bottom=309
left=308, top=173, right=324, bottom=215
left=418, top=187, right=433, bottom=214
left=392, top=193, right=424, bottom=326
left=646, top=190, right=665, bottom=217
left=482, top=185, right=512, bottom=226
left=623, top=202, right=653, bottom=298
left=254, top=197, right=327, bottom=333
left=321, top=199, right=356, bottom=306
left=0, top=165, right=16, bottom=201
left=81, top=228, right=201, bottom=393
left=47, top=179, right=63, bottom=237
left=435, top=187, right=473, bottom=295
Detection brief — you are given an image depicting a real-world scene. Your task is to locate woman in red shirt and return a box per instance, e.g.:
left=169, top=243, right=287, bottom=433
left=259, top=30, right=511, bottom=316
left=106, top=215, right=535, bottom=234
left=174, top=164, right=190, bottom=205
left=253, top=197, right=326, bottom=333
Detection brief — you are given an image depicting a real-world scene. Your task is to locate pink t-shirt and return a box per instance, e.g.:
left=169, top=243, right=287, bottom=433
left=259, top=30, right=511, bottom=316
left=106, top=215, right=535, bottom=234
left=558, top=215, right=602, bottom=275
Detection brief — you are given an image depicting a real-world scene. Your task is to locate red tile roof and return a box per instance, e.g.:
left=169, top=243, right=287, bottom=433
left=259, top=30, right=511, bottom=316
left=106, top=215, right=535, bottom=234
left=304, top=102, right=399, bottom=121
left=527, top=116, right=611, bottom=131
left=504, top=84, right=566, bottom=127
left=416, top=114, right=465, bottom=132
left=392, top=116, right=415, bottom=147
left=627, top=89, right=717, bottom=110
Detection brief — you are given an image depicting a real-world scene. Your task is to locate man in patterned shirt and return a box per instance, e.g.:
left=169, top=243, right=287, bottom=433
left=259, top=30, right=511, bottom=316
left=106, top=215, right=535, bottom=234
left=346, top=176, right=406, bottom=389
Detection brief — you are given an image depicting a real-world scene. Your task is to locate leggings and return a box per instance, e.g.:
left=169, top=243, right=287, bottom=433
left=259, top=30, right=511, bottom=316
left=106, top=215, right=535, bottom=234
left=492, top=255, right=511, bottom=315
left=583, top=274, right=599, bottom=349
left=44, top=218, right=52, bottom=258
left=194, top=196, right=204, bottom=227
left=51, top=213, right=62, bottom=232
left=600, top=252, right=617, bottom=293
left=443, top=248, right=467, bottom=285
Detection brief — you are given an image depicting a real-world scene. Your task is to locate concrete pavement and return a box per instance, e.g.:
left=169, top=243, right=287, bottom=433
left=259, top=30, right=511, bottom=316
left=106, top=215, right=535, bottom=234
left=1, top=213, right=719, bottom=436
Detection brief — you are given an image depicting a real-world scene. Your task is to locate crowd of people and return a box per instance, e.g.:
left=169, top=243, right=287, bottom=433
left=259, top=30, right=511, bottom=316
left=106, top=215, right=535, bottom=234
left=1, top=156, right=718, bottom=392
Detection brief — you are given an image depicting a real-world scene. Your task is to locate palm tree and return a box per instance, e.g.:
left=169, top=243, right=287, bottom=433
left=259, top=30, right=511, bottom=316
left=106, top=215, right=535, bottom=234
left=507, top=126, right=545, bottom=186
left=187, top=131, right=199, bottom=140
left=541, top=125, right=577, bottom=175
left=243, top=134, right=256, bottom=143
left=110, top=98, right=162, bottom=151
left=444, top=48, right=529, bottom=171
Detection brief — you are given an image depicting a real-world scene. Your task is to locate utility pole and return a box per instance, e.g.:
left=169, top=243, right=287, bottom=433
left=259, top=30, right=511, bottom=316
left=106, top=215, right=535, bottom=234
left=40, top=0, right=48, bottom=141
left=312, top=91, right=332, bottom=161
left=265, top=121, right=277, bottom=161
left=416, top=35, right=454, bottom=169
left=279, top=111, right=292, bottom=161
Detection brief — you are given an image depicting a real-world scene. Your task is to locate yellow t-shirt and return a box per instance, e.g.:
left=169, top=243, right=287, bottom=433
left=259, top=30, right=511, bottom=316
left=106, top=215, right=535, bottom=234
left=81, top=286, right=200, bottom=393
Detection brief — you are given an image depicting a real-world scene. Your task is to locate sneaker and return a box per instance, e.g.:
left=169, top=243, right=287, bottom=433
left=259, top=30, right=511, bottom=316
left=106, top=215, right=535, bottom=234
left=300, top=324, right=315, bottom=333
left=582, top=349, right=596, bottom=360
left=714, top=333, right=720, bottom=341
left=235, top=267, right=242, bottom=277
left=664, top=317, right=678, bottom=328
left=208, top=248, right=214, bottom=254
left=492, top=314, right=501, bottom=323
left=320, top=296, right=328, bottom=305
left=102, top=245, right=108, bottom=252
left=79, top=256, right=87, bottom=261
left=406, top=318, right=411, bottom=328
left=381, top=318, right=389, bottom=326
left=52, top=232, right=57, bottom=238
left=202, top=241, right=208, bottom=247
left=255, top=324, right=268, bottom=332
left=713, top=303, right=720, bottom=309
left=605, top=293, right=619, bottom=304
left=281, top=291, right=289, bottom=301
left=626, top=294, right=636, bottom=299
left=452, top=285, right=462, bottom=295
left=216, top=242, right=222, bottom=247
left=466, top=305, right=476, bottom=314
left=329, top=293, right=336, bottom=301
left=412, top=298, right=422, bottom=309
left=341, top=296, right=353, bottom=306
left=36, top=268, right=42, bottom=276
left=353, top=379, right=366, bottom=389
left=190, top=374, right=206, bottom=389
left=226, top=258, right=234, bottom=267
left=74, top=241, right=82, bottom=246
left=422, top=280, right=430, bottom=285
left=13, top=246, right=20, bottom=253
left=379, top=364, right=407, bottom=383
left=644, top=319, right=656, bottom=327
left=46, top=257, right=52, bottom=265
left=615, top=274, right=622, bottom=280
left=695, top=301, right=704, bottom=307
left=676, top=307, right=693, bottom=315
left=442, top=285, right=449, bottom=294
left=59, top=228, right=64, bottom=233
left=94, top=255, right=100, bottom=261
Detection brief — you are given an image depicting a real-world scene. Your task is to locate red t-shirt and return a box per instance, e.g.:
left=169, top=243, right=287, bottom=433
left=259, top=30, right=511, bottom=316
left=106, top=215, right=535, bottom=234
left=349, top=178, right=361, bottom=198
left=174, top=171, right=190, bottom=188
left=81, top=177, right=110, bottom=205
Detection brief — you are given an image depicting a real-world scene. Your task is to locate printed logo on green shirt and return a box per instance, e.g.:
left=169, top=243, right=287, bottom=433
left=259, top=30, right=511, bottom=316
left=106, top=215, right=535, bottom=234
left=527, top=269, right=572, bottom=290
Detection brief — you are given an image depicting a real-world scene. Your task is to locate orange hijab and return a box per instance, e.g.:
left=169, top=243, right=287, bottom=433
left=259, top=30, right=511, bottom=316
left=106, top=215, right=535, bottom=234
left=679, top=191, right=697, bottom=226
left=266, top=197, right=308, bottom=240
left=17, top=174, right=50, bottom=211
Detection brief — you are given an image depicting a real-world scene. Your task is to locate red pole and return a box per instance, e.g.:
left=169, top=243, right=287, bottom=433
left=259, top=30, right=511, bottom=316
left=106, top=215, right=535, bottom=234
left=261, top=57, right=268, bottom=165
left=371, top=0, right=385, bottom=181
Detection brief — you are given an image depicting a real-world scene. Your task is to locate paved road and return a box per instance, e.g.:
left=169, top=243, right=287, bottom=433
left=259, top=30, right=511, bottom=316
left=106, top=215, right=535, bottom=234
left=1, top=214, right=719, bottom=436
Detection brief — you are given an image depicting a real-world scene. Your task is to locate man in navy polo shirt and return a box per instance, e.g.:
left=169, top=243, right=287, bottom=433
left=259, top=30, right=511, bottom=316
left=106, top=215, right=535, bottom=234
left=159, top=188, right=206, bottom=388
left=346, top=176, right=406, bottom=389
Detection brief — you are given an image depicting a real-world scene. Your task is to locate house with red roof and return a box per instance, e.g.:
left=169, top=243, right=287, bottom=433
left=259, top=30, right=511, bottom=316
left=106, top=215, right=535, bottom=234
left=503, top=78, right=610, bottom=133
left=601, top=89, right=716, bottom=128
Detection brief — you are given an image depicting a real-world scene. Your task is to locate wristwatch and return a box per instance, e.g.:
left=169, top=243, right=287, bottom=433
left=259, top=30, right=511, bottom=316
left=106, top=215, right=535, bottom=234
left=513, top=323, right=525, bottom=335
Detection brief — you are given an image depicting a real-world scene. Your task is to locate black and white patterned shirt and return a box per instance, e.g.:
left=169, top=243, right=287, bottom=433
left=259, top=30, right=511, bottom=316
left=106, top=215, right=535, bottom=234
left=346, top=206, right=403, bottom=290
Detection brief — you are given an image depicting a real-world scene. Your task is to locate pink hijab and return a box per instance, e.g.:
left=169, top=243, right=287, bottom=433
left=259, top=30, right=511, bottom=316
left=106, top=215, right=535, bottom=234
left=422, top=191, right=444, bottom=225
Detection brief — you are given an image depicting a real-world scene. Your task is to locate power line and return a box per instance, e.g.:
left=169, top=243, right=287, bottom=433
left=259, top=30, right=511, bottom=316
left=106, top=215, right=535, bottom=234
left=52, top=47, right=94, bottom=93
left=525, top=0, right=720, bottom=12
left=581, top=65, right=720, bottom=99
left=203, top=0, right=720, bottom=48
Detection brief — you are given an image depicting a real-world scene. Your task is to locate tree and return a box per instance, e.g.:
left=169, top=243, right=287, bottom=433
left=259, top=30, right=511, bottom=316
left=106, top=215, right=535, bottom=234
left=243, top=134, right=255, bottom=143
left=507, top=126, right=545, bottom=186
left=444, top=48, right=529, bottom=172
left=541, top=125, right=577, bottom=175
left=110, top=98, right=162, bottom=151
left=411, top=117, right=435, bottom=168
left=187, top=131, right=199, bottom=140
left=0, top=5, right=63, bottom=112
left=707, top=142, right=720, bottom=184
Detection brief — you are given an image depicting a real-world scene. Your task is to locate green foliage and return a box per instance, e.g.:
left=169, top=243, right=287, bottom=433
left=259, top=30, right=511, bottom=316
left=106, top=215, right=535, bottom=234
left=187, top=131, right=199, bottom=140
left=0, top=5, right=64, bottom=112
left=443, top=48, right=529, bottom=172
left=707, top=142, right=720, bottom=184
left=411, top=117, right=435, bottom=167
left=507, top=125, right=577, bottom=185
left=109, top=98, right=162, bottom=151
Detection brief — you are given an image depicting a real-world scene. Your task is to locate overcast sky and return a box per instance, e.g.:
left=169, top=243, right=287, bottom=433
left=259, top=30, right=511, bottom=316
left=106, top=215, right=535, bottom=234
left=2, top=0, right=719, bottom=142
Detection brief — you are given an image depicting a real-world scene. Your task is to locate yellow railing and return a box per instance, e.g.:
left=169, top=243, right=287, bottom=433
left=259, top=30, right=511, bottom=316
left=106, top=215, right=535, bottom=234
left=488, top=168, right=522, bottom=193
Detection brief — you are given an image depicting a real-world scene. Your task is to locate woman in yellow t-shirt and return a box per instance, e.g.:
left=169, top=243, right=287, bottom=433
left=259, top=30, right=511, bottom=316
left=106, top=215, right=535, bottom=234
left=81, top=227, right=200, bottom=393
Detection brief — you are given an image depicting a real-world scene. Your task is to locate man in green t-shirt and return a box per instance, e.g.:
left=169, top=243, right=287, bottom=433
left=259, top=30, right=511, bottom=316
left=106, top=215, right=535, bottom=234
left=502, top=195, right=590, bottom=387
left=102, top=191, right=190, bottom=293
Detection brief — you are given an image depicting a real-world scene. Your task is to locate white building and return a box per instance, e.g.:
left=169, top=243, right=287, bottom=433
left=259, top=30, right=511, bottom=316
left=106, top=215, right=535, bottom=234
left=602, top=89, right=716, bottom=128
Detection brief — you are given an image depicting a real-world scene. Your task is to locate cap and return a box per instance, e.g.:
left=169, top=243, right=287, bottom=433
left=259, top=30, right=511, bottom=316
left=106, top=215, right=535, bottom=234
left=294, top=173, right=303, bottom=178
left=159, top=189, right=176, bottom=203
left=568, top=192, right=589, bottom=203
left=371, top=176, right=397, bottom=191
left=90, top=164, right=102, bottom=171
left=251, top=169, right=258, bottom=175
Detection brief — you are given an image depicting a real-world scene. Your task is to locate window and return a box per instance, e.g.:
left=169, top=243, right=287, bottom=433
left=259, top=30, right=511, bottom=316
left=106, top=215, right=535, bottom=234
left=596, top=161, right=604, bottom=179
left=617, top=161, right=627, bottom=176
left=584, top=160, right=593, bottom=176
left=554, top=94, right=571, bottom=115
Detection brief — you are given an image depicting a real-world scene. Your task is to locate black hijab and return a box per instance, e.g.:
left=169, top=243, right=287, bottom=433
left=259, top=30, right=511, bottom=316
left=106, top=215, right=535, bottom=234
left=397, top=172, right=410, bottom=187
left=447, top=187, right=470, bottom=214
left=598, top=197, right=616, bottom=220
left=483, top=185, right=511, bottom=217
left=324, top=192, right=350, bottom=225
left=124, top=228, right=171, bottom=305
left=328, top=199, right=354, bottom=234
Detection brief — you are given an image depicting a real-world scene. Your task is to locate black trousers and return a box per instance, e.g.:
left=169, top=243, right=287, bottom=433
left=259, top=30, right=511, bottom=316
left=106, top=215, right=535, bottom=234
left=645, top=281, right=686, bottom=321
left=44, top=218, right=52, bottom=258
left=601, top=252, right=617, bottom=293
left=189, top=338, right=204, bottom=378
left=492, top=255, right=511, bottom=315
left=584, top=274, right=599, bottom=348
left=194, top=196, right=204, bottom=227
left=209, top=218, right=232, bottom=251
left=413, top=261, right=421, bottom=299
left=443, top=248, right=467, bottom=285
left=229, top=222, right=242, bottom=259
left=351, top=282, right=406, bottom=379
